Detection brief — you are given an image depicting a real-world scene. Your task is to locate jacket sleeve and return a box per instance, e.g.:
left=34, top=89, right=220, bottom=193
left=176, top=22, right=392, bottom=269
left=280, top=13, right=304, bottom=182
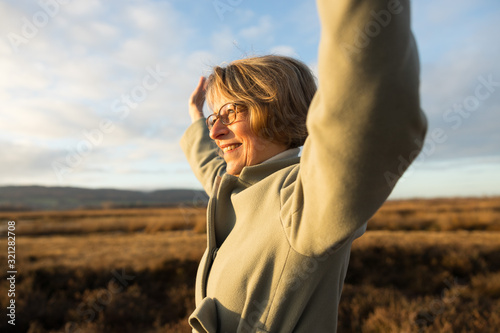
left=180, top=118, right=226, bottom=195
left=287, top=0, right=428, bottom=256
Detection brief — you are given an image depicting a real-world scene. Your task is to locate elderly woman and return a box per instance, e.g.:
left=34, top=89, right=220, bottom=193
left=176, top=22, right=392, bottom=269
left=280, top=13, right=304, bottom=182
left=181, top=0, right=427, bottom=332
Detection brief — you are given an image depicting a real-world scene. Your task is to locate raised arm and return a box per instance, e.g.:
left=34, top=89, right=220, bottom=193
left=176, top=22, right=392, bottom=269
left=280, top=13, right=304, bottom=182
left=288, top=0, right=427, bottom=255
left=181, top=77, right=226, bottom=195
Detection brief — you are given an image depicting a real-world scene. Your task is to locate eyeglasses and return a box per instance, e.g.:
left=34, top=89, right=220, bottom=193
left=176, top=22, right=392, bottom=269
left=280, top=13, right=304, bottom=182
left=206, top=102, right=244, bottom=130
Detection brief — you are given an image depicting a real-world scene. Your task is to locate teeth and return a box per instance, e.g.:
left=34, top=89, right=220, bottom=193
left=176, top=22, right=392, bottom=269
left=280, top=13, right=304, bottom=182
left=222, top=144, right=240, bottom=153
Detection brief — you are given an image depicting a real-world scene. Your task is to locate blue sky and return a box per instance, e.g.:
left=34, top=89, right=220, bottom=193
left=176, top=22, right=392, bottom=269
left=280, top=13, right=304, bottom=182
left=0, top=0, right=499, bottom=199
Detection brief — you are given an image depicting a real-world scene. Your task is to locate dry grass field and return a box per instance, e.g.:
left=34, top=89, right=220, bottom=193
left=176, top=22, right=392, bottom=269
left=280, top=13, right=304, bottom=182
left=1, top=197, right=499, bottom=332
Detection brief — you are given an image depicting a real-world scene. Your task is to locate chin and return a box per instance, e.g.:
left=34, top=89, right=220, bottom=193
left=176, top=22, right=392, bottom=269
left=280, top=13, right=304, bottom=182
left=226, top=164, right=242, bottom=177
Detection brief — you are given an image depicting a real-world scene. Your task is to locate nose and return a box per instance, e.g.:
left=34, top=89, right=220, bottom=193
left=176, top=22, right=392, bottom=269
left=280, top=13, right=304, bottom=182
left=209, top=118, right=229, bottom=140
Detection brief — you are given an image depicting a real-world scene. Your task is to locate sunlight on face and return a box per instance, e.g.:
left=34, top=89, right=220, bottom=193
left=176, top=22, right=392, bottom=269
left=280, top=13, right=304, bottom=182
left=209, top=99, right=287, bottom=176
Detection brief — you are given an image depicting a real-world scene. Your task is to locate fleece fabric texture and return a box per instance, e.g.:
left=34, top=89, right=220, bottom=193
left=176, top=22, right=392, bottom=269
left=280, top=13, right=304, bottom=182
left=180, top=0, right=427, bottom=331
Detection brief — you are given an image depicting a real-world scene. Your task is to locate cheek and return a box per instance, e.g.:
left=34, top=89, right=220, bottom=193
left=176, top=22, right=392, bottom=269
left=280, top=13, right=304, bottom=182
left=243, top=139, right=265, bottom=163
left=250, top=137, right=267, bottom=154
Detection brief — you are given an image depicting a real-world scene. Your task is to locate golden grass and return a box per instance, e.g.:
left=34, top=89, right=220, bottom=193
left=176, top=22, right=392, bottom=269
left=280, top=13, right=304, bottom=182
left=0, top=207, right=207, bottom=236
left=0, top=197, right=499, bottom=332
left=9, top=230, right=206, bottom=271
left=368, top=197, right=500, bottom=231
left=355, top=230, right=500, bottom=248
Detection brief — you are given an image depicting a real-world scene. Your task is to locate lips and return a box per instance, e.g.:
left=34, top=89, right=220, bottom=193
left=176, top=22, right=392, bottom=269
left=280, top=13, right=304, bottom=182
left=220, top=143, right=242, bottom=153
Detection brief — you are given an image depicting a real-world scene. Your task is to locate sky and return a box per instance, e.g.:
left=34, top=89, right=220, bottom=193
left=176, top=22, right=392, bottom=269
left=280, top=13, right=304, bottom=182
left=0, top=0, right=499, bottom=199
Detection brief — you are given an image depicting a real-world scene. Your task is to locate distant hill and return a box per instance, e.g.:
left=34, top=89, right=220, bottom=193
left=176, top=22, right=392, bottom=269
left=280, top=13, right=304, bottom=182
left=0, top=186, right=208, bottom=211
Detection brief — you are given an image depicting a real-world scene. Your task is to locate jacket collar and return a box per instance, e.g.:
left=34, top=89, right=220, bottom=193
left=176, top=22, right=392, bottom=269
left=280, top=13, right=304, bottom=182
left=261, top=147, right=301, bottom=165
left=235, top=155, right=301, bottom=186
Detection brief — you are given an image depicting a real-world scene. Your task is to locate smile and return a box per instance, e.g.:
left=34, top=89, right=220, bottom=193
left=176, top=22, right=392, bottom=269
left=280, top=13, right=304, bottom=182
left=222, top=144, right=242, bottom=153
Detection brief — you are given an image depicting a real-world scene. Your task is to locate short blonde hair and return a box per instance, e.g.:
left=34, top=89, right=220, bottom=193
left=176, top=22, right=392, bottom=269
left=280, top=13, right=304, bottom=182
left=206, top=55, right=317, bottom=148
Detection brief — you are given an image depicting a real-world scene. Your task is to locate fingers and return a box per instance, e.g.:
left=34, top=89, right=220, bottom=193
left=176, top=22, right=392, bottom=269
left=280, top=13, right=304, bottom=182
left=190, top=76, right=207, bottom=105
left=195, top=76, right=207, bottom=96
left=189, top=76, right=207, bottom=123
left=197, top=76, right=207, bottom=92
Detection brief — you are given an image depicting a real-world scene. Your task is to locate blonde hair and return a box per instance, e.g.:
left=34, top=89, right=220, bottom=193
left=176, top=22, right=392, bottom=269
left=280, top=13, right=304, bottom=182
left=206, top=55, right=317, bottom=148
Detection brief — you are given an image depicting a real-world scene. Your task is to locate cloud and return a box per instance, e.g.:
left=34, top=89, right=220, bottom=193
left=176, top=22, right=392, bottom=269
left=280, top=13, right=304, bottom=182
left=269, top=45, right=298, bottom=58
left=210, top=27, right=240, bottom=59
left=0, top=0, right=202, bottom=188
left=64, top=0, right=102, bottom=17
left=239, top=15, right=274, bottom=43
left=414, top=0, right=500, bottom=163
left=0, top=140, right=61, bottom=184
left=0, top=0, right=498, bottom=197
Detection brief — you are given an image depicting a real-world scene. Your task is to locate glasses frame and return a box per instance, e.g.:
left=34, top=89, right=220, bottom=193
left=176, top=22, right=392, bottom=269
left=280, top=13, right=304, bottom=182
left=206, top=102, right=244, bottom=130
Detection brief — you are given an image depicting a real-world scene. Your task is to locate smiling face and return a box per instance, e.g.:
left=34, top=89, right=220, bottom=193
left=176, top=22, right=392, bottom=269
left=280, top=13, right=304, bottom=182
left=209, top=99, right=288, bottom=176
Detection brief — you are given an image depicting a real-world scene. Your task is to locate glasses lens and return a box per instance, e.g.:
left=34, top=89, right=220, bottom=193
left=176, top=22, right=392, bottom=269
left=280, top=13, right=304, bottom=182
left=207, top=103, right=240, bottom=129
left=220, top=104, right=237, bottom=125
left=207, top=114, right=217, bottom=130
